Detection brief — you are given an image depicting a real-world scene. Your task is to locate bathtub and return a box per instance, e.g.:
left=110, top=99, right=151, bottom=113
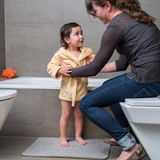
left=0, top=77, right=111, bottom=138
left=0, top=77, right=108, bottom=90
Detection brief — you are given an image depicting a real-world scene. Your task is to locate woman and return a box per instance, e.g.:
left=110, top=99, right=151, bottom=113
left=60, top=0, right=160, bottom=159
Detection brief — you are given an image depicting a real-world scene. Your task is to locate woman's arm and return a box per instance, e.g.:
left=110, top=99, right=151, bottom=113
left=60, top=55, right=128, bottom=76
left=70, top=25, right=124, bottom=77
left=59, top=24, right=127, bottom=77
left=100, top=61, right=117, bottom=73
left=87, top=55, right=117, bottom=73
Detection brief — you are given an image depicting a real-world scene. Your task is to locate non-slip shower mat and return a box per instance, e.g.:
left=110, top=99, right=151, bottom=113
left=22, top=137, right=110, bottom=159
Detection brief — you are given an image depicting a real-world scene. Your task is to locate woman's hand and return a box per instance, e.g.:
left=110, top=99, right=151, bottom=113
left=86, top=55, right=95, bottom=64
left=58, top=58, right=72, bottom=76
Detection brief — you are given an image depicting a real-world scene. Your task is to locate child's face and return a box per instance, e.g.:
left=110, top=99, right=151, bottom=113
left=66, top=26, right=84, bottom=49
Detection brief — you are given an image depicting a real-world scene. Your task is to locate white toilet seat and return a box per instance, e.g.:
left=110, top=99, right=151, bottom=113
left=0, top=90, right=17, bottom=101
left=125, top=96, right=160, bottom=107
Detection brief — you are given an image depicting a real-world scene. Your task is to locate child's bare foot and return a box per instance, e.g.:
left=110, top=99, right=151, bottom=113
left=75, top=137, right=88, bottom=145
left=60, top=138, right=69, bottom=147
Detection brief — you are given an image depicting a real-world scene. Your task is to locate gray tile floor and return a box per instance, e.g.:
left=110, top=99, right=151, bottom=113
left=0, top=136, right=150, bottom=160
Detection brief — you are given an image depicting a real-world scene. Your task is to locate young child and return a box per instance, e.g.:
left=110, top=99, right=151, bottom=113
left=47, top=23, right=94, bottom=147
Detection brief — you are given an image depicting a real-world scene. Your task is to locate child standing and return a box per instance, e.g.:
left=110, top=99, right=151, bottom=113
left=47, top=23, right=94, bottom=147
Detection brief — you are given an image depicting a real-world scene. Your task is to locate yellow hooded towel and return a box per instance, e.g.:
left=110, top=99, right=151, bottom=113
left=47, top=47, right=94, bottom=107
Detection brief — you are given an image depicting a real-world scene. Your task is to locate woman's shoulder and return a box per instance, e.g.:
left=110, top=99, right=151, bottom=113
left=107, top=13, right=130, bottom=33
left=111, top=13, right=132, bottom=23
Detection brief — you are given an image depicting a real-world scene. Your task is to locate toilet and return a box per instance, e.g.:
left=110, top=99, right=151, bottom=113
left=120, top=96, right=160, bottom=160
left=0, top=90, right=17, bottom=130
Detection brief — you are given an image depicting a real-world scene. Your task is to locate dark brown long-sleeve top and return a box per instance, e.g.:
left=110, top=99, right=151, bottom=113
left=70, top=13, right=160, bottom=84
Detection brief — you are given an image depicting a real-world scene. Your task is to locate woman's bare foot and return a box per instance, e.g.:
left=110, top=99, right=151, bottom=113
left=117, top=143, right=139, bottom=160
left=59, top=138, right=69, bottom=147
left=75, top=137, right=88, bottom=145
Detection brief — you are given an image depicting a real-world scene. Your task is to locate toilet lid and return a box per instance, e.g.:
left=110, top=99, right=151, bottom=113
left=125, top=96, right=160, bottom=106
left=0, top=90, right=17, bottom=101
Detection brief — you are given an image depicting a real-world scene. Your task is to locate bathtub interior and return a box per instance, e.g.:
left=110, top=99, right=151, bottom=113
left=0, top=77, right=58, bottom=85
left=0, top=77, right=108, bottom=90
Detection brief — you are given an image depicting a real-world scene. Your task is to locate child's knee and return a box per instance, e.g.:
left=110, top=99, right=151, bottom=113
left=61, top=112, right=72, bottom=120
left=74, top=109, right=83, bottom=118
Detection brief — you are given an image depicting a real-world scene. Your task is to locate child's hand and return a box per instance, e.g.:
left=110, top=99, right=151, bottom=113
left=59, top=58, right=72, bottom=76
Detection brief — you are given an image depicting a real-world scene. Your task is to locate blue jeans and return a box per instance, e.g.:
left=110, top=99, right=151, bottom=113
left=80, top=73, right=160, bottom=150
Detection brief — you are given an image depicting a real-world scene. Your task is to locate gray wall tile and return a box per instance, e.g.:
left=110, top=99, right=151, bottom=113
left=5, top=24, right=62, bottom=54
left=5, top=89, right=42, bottom=125
left=0, top=51, right=5, bottom=74
left=43, top=126, right=60, bottom=137
left=64, top=0, right=103, bottom=23
left=140, top=0, right=160, bottom=27
left=0, top=0, right=4, bottom=23
left=0, top=0, right=5, bottom=73
left=5, top=0, right=64, bottom=24
left=0, top=124, right=43, bottom=137
left=64, top=0, right=90, bottom=23
left=5, top=23, right=62, bottom=76
left=0, top=24, right=5, bottom=52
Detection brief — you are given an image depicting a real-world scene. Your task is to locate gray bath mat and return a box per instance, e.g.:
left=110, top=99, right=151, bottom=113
left=22, top=137, right=110, bottom=159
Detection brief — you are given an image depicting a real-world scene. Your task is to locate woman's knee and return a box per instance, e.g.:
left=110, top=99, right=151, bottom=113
left=79, top=96, right=90, bottom=113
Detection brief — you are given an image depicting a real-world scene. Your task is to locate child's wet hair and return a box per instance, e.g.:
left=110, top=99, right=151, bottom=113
left=60, top=22, right=81, bottom=49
